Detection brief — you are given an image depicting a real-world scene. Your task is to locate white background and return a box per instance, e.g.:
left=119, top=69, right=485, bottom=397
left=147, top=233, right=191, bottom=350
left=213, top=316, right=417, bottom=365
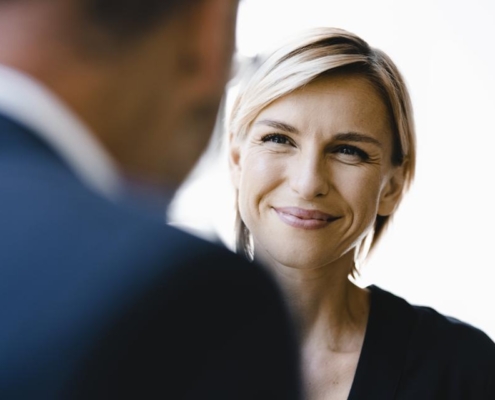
left=170, top=0, right=495, bottom=340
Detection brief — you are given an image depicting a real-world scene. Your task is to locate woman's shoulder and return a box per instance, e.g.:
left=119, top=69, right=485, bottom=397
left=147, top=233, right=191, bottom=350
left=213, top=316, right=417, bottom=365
left=369, top=285, right=495, bottom=365
left=412, top=304, right=495, bottom=366
left=368, top=285, right=495, bottom=397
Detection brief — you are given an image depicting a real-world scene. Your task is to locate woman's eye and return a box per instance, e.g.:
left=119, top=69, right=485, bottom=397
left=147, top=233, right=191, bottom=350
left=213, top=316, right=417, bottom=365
left=334, top=145, right=369, bottom=162
left=261, top=134, right=293, bottom=145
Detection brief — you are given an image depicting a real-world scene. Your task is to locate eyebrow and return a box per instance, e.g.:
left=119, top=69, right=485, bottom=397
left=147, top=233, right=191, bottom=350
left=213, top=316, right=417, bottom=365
left=254, top=119, right=383, bottom=148
left=334, top=132, right=383, bottom=148
left=254, top=119, right=300, bottom=134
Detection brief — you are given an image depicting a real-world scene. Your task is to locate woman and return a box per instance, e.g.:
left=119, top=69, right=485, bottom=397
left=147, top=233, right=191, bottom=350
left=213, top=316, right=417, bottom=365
left=228, top=28, right=495, bottom=399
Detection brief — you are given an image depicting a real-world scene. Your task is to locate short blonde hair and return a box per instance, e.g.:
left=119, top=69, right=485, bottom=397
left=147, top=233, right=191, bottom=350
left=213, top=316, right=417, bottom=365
left=229, top=27, right=416, bottom=271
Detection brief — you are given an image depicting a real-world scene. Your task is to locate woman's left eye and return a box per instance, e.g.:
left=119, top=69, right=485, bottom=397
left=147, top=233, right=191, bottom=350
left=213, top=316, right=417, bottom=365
left=333, top=145, right=369, bottom=162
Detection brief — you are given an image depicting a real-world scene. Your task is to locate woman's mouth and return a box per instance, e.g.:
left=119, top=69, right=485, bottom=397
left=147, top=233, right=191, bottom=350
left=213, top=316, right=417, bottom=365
left=273, top=207, right=340, bottom=230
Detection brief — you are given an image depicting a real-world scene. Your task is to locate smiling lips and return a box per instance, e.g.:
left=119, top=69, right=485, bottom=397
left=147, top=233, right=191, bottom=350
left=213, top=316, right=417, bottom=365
left=273, top=207, right=340, bottom=230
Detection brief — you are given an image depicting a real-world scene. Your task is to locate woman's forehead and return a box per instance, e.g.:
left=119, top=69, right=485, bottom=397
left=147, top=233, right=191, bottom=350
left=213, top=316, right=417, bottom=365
left=254, top=74, right=392, bottom=133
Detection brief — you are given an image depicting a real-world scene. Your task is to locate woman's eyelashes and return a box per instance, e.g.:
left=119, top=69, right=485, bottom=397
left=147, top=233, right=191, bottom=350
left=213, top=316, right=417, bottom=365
left=260, top=134, right=372, bottom=164
left=261, top=133, right=294, bottom=146
left=332, top=144, right=370, bottom=163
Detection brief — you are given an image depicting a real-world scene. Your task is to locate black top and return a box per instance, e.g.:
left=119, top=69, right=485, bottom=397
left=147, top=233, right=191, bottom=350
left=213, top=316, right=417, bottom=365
left=348, top=285, right=495, bottom=399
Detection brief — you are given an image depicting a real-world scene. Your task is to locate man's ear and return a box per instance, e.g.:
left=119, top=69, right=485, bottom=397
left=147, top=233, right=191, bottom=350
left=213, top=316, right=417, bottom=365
left=178, top=0, right=238, bottom=91
left=378, top=164, right=406, bottom=216
left=229, top=132, right=242, bottom=189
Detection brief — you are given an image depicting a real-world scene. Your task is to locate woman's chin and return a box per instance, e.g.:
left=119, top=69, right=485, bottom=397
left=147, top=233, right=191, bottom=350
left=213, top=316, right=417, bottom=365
left=255, top=245, right=353, bottom=273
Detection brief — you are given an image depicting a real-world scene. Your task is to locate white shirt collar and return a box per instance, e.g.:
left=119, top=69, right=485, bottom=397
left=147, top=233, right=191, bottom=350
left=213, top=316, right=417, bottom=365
left=0, top=63, right=125, bottom=200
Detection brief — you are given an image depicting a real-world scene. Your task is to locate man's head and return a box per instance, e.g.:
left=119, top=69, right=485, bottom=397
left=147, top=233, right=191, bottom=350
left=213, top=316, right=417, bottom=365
left=0, top=0, right=239, bottom=188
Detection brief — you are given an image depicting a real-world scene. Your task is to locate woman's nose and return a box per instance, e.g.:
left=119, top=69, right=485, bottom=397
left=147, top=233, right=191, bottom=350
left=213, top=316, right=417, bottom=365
left=289, top=152, right=329, bottom=200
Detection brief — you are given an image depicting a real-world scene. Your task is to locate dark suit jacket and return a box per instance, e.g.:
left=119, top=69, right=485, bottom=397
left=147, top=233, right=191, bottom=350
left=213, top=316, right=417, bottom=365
left=0, top=115, right=301, bottom=399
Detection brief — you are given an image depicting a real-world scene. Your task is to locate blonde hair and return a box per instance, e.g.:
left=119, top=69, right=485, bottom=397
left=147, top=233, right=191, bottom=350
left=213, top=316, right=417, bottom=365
left=229, top=27, right=416, bottom=272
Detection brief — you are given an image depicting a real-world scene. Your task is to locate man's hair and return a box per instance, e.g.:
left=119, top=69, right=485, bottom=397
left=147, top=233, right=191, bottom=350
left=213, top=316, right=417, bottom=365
left=0, top=0, right=200, bottom=40
left=82, top=0, right=196, bottom=40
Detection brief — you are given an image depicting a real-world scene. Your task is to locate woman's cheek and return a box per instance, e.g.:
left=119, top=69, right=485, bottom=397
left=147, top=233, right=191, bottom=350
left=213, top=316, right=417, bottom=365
left=242, top=151, right=287, bottom=190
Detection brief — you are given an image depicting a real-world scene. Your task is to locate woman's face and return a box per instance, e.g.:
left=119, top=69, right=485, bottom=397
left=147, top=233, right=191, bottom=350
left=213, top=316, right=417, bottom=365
left=230, top=73, right=404, bottom=270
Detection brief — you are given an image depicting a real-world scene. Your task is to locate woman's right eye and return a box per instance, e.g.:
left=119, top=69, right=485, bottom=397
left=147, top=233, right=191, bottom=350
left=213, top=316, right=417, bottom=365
left=261, top=134, right=293, bottom=145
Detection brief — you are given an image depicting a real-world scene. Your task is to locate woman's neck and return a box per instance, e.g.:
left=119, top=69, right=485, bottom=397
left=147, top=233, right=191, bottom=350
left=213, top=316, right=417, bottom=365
left=255, top=248, right=371, bottom=400
left=256, top=251, right=370, bottom=351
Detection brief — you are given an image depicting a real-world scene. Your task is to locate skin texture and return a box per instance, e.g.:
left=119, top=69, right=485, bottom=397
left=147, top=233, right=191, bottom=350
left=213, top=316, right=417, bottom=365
left=230, top=73, right=406, bottom=400
left=0, top=0, right=239, bottom=188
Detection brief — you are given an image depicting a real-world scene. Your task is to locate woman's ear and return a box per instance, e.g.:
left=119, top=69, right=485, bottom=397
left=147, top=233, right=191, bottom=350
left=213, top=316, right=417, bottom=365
left=378, top=163, right=406, bottom=216
left=229, top=132, right=242, bottom=189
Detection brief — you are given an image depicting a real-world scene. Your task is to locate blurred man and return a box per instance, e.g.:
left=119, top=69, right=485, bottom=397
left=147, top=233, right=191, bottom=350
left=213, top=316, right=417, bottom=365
left=0, top=0, right=301, bottom=398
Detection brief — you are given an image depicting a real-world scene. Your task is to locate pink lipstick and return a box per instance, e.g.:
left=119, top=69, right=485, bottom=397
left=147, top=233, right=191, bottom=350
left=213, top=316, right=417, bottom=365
left=273, top=207, right=339, bottom=230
